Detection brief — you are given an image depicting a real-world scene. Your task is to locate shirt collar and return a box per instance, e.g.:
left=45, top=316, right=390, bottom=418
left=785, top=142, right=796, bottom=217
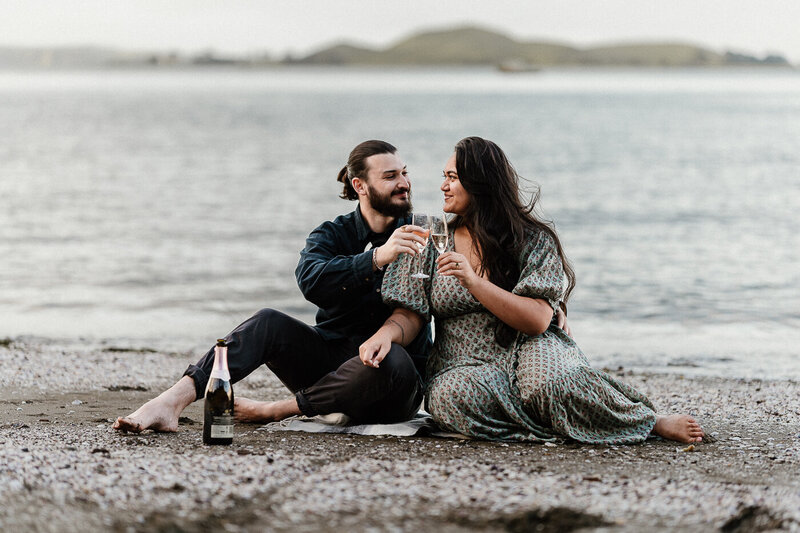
left=354, top=204, right=371, bottom=242
left=354, top=205, right=410, bottom=245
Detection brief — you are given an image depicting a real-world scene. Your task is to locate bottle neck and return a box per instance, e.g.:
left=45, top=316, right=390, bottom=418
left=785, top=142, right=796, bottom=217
left=210, top=345, right=231, bottom=381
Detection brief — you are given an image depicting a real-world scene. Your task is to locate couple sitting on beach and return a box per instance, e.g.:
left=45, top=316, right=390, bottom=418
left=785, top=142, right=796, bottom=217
left=114, top=138, right=703, bottom=444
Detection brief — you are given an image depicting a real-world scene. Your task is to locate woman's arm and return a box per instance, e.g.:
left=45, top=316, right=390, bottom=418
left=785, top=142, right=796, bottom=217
left=437, top=251, right=553, bottom=336
left=359, top=307, right=424, bottom=368
left=470, top=277, right=553, bottom=335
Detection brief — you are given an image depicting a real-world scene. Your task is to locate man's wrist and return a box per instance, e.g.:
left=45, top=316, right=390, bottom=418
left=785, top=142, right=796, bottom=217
left=372, top=248, right=385, bottom=272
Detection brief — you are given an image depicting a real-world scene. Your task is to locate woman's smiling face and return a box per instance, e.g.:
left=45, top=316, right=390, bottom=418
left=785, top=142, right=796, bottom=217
left=441, top=153, right=471, bottom=215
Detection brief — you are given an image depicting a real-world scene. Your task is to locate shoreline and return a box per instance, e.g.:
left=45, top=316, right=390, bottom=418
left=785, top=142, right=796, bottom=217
left=1, top=338, right=799, bottom=531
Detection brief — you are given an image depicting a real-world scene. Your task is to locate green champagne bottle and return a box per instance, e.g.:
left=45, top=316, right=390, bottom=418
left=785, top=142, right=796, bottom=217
left=202, top=339, right=234, bottom=445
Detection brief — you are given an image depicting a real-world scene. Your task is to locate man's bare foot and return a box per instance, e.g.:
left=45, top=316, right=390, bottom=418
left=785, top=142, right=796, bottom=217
left=113, top=397, right=180, bottom=433
left=652, top=414, right=704, bottom=443
left=234, top=397, right=301, bottom=424
left=112, top=376, right=195, bottom=433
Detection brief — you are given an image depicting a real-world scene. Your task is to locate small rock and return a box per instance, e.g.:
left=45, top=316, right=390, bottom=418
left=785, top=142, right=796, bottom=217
left=71, top=400, right=83, bottom=405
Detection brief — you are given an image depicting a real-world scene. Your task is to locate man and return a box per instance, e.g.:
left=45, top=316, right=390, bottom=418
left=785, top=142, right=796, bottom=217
left=114, top=140, right=430, bottom=432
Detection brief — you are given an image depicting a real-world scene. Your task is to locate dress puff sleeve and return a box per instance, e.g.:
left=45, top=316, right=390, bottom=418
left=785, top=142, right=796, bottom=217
left=512, top=229, right=565, bottom=314
left=381, top=246, right=434, bottom=323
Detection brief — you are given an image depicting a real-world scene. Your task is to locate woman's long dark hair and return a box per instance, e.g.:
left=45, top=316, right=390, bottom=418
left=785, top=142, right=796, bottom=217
left=450, top=136, right=575, bottom=347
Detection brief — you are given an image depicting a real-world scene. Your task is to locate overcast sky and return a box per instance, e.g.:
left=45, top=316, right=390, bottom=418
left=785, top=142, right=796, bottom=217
left=2, top=0, right=799, bottom=62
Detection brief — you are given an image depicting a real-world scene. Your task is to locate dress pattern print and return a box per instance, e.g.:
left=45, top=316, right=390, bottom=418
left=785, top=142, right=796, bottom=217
left=382, top=227, right=657, bottom=443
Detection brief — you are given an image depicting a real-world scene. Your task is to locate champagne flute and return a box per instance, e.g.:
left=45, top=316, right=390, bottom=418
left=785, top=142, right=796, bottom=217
left=410, top=213, right=430, bottom=279
left=430, top=215, right=448, bottom=255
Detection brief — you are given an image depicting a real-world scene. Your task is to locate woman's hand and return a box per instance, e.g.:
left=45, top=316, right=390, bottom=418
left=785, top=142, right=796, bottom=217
left=373, top=225, right=427, bottom=270
left=359, top=329, right=393, bottom=368
left=361, top=309, right=424, bottom=367
left=439, top=250, right=553, bottom=336
left=436, top=251, right=481, bottom=289
left=556, top=308, right=572, bottom=337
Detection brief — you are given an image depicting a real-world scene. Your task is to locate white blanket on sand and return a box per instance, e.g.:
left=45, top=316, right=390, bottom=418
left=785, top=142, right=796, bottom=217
left=258, top=411, right=467, bottom=439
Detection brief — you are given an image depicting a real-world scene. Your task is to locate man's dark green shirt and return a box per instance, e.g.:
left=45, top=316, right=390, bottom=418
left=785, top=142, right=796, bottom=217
left=295, top=206, right=431, bottom=379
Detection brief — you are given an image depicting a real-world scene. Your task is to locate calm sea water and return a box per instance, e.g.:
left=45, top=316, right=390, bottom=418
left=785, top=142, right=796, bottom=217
left=1, top=67, right=799, bottom=378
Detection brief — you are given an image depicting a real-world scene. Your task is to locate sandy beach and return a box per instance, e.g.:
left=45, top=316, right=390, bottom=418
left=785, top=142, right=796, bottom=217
left=1, top=337, right=799, bottom=532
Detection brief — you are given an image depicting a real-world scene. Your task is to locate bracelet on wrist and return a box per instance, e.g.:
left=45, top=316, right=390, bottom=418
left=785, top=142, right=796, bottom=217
left=372, top=248, right=385, bottom=272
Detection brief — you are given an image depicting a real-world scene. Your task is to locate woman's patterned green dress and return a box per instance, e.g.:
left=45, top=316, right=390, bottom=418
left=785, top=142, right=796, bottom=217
left=382, top=228, right=657, bottom=443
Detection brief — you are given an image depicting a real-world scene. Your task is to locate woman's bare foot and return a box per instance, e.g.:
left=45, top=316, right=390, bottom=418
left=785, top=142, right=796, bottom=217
left=234, top=397, right=301, bottom=424
left=652, top=414, right=704, bottom=443
left=112, top=376, right=195, bottom=433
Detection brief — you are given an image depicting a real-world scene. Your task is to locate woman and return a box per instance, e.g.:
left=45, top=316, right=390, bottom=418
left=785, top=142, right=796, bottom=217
left=359, top=137, right=703, bottom=444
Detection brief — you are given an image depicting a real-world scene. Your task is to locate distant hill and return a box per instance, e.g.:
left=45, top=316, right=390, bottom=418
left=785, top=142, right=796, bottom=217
left=297, top=27, right=578, bottom=66
left=298, top=43, right=380, bottom=65
left=0, top=26, right=792, bottom=69
left=294, top=26, right=791, bottom=68
left=380, top=26, right=526, bottom=64
left=577, top=42, right=724, bottom=66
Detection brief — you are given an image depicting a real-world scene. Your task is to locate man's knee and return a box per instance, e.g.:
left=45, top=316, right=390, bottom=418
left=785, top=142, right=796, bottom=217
left=336, top=345, right=421, bottom=423
left=342, top=344, right=417, bottom=389
left=235, top=308, right=295, bottom=341
left=376, top=343, right=417, bottom=381
left=225, top=308, right=298, bottom=366
left=251, top=308, right=286, bottom=327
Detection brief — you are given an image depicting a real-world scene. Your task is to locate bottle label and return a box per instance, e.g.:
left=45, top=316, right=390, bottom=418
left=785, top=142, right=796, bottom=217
left=210, top=416, right=233, bottom=438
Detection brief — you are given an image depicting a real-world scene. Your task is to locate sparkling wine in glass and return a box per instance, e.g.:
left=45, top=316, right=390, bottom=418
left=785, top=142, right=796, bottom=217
left=430, top=215, right=448, bottom=255
left=411, top=213, right=430, bottom=279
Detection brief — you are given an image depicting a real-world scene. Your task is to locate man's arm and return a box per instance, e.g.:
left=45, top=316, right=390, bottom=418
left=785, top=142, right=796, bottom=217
left=295, top=222, right=425, bottom=309
left=295, top=223, right=375, bottom=310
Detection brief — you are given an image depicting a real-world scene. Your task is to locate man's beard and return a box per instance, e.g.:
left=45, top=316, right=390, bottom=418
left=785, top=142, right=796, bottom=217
left=366, top=184, right=412, bottom=218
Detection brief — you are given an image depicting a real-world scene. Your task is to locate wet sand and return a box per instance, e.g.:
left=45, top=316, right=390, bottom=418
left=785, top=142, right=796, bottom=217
left=1, top=338, right=799, bottom=532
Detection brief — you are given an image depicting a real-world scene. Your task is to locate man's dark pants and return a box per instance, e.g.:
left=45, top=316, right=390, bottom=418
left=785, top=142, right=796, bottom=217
left=184, top=308, right=423, bottom=424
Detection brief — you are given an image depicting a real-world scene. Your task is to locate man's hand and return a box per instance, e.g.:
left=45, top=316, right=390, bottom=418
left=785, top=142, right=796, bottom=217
left=556, top=308, right=572, bottom=337
left=359, top=330, right=393, bottom=368
left=373, top=225, right=427, bottom=270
